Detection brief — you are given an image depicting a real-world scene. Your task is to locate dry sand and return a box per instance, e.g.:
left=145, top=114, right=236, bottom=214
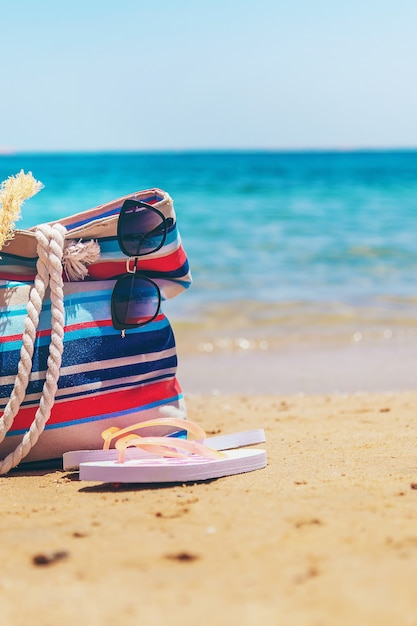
left=1, top=391, right=417, bottom=625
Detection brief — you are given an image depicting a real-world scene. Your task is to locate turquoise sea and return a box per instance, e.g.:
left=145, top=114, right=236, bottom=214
left=1, top=151, right=417, bottom=353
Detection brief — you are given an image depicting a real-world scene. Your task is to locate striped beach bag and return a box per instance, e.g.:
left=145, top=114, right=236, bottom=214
left=0, top=184, right=191, bottom=473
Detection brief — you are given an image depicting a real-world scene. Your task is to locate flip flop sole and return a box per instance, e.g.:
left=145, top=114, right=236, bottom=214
left=79, top=448, right=267, bottom=483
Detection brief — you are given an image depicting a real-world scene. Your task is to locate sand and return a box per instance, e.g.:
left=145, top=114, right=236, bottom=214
left=1, top=390, right=417, bottom=625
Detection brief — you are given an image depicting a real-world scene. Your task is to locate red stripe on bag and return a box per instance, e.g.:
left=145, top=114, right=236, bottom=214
left=6, top=379, right=182, bottom=431
left=0, top=248, right=188, bottom=282
left=0, top=271, right=37, bottom=281
left=0, top=315, right=166, bottom=344
left=138, top=247, right=188, bottom=270
left=0, top=321, right=111, bottom=344
left=0, top=333, right=23, bottom=344
left=88, top=248, right=188, bottom=280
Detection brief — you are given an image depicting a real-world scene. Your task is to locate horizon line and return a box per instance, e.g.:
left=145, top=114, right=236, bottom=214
left=2, top=146, right=417, bottom=156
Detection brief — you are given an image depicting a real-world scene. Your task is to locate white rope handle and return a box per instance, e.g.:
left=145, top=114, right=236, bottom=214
left=0, top=223, right=66, bottom=474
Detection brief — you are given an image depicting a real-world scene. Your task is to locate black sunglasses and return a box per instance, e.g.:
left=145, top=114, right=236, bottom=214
left=111, top=200, right=172, bottom=336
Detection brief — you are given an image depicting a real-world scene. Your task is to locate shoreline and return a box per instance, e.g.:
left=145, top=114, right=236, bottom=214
left=167, top=295, right=417, bottom=395
left=175, top=334, right=417, bottom=395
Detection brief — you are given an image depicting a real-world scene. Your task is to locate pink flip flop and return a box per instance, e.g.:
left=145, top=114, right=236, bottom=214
left=63, top=416, right=266, bottom=482
left=63, top=417, right=266, bottom=471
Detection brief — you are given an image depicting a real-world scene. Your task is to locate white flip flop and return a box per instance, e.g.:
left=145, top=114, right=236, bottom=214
left=63, top=428, right=266, bottom=471
left=79, top=447, right=267, bottom=483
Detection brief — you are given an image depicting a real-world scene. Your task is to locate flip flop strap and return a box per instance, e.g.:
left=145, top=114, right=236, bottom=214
left=115, top=434, right=225, bottom=463
left=101, top=416, right=206, bottom=450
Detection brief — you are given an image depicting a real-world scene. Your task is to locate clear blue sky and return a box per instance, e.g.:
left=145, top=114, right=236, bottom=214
left=1, top=0, right=417, bottom=152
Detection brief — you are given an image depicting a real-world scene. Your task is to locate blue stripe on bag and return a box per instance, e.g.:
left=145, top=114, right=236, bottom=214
left=0, top=352, right=177, bottom=400
left=0, top=323, right=176, bottom=380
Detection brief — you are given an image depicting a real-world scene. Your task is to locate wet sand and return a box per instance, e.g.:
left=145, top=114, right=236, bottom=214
left=177, top=340, right=417, bottom=395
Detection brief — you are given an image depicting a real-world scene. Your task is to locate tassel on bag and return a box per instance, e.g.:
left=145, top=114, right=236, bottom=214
left=63, top=239, right=101, bottom=281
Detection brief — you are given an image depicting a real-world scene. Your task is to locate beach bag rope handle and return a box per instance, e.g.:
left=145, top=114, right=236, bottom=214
left=0, top=223, right=66, bottom=474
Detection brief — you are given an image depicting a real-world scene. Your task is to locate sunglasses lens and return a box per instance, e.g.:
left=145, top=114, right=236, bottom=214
left=119, top=201, right=166, bottom=257
left=111, top=275, right=161, bottom=329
